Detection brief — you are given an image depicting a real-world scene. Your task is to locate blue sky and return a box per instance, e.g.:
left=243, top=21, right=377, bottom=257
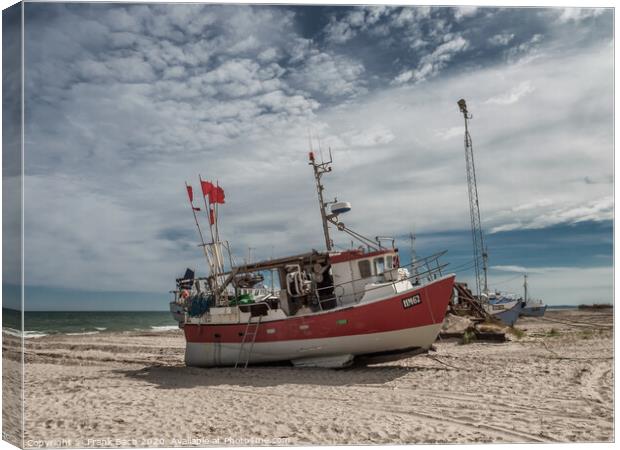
left=2, top=4, right=613, bottom=310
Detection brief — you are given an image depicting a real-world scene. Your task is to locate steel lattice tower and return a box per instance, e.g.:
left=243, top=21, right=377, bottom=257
left=458, top=99, right=488, bottom=299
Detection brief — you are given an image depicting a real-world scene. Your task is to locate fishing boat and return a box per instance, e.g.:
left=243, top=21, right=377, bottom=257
left=484, top=292, right=523, bottom=326
left=519, top=274, right=547, bottom=317
left=520, top=300, right=546, bottom=317
left=169, top=151, right=455, bottom=368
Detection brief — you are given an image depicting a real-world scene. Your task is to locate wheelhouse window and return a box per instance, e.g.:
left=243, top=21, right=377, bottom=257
left=386, top=255, right=393, bottom=269
left=374, top=257, right=385, bottom=274
left=358, top=260, right=372, bottom=278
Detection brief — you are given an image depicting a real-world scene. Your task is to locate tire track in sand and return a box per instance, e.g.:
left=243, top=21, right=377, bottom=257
left=201, top=385, right=556, bottom=443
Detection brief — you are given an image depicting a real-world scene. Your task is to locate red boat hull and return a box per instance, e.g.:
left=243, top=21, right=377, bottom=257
left=184, top=274, right=455, bottom=367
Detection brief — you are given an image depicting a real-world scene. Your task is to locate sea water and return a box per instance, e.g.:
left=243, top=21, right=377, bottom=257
left=2, top=308, right=177, bottom=338
left=2, top=305, right=580, bottom=338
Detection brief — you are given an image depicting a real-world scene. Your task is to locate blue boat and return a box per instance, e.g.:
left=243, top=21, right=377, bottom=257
left=520, top=302, right=547, bottom=317
left=484, top=293, right=523, bottom=326
left=518, top=275, right=547, bottom=317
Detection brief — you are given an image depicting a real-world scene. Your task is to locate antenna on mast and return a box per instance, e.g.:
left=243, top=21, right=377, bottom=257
left=409, top=231, right=417, bottom=264
left=308, top=147, right=334, bottom=251
left=184, top=182, right=210, bottom=269
left=409, top=230, right=419, bottom=277
left=246, top=247, right=255, bottom=265
left=307, top=149, right=378, bottom=252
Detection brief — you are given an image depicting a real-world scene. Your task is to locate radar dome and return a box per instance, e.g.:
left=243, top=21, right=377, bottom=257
left=331, top=201, right=351, bottom=215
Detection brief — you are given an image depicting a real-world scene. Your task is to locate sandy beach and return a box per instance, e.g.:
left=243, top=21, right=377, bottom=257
left=5, top=308, right=613, bottom=447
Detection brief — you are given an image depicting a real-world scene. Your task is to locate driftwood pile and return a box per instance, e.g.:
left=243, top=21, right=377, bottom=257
left=439, top=313, right=508, bottom=343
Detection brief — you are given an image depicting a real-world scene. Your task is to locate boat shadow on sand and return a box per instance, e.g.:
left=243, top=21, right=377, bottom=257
left=114, top=361, right=450, bottom=389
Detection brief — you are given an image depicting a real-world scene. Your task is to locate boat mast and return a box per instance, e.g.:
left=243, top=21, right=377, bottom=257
left=184, top=182, right=211, bottom=270
left=309, top=150, right=334, bottom=251
left=246, top=247, right=255, bottom=265
left=458, top=99, right=489, bottom=299
left=409, top=231, right=419, bottom=277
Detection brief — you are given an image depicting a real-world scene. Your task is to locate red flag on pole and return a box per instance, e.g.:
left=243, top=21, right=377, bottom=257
left=201, top=180, right=215, bottom=197
left=209, top=207, right=215, bottom=225
left=208, top=186, right=225, bottom=204
left=186, top=185, right=194, bottom=203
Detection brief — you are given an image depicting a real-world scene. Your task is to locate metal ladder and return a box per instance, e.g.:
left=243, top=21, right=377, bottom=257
left=235, top=315, right=262, bottom=368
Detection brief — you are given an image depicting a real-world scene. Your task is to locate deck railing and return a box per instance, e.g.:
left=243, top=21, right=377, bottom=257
left=312, top=250, right=449, bottom=311
left=179, top=250, right=450, bottom=316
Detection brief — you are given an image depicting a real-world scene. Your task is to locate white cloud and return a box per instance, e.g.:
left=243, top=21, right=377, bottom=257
left=484, top=81, right=535, bottom=105
left=288, top=51, right=366, bottom=98
left=556, top=8, right=606, bottom=24
left=393, top=35, right=469, bottom=84
left=257, top=47, right=279, bottom=63
left=435, top=35, right=469, bottom=56
left=324, top=6, right=391, bottom=44
left=324, top=17, right=357, bottom=44
left=453, top=6, right=478, bottom=22
left=488, top=33, right=515, bottom=46
left=435, top=126, right=463, bottom=141
left=324, top=5, right=445, bottom=50
left=341, top=125, right=395, bottom=148
left=511, top=198, right=554, bottom=212
left=489, top=196, right=613, bottom=233
left=492, top=265, right=534, bottom=274
left=104, top=7, right=144, bottom=33
left=226, top=35, right=260, bottom=54
left=202, top=59, right=285, bottom=98
left=162, top=65, right=186, bottom=80
left=392, top=70, right=414, bottom=84
left=505, top=34, right=544, bottom=63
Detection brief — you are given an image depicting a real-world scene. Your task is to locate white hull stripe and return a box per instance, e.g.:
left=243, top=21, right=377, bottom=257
left=185, top=322, right=442, bottom=367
